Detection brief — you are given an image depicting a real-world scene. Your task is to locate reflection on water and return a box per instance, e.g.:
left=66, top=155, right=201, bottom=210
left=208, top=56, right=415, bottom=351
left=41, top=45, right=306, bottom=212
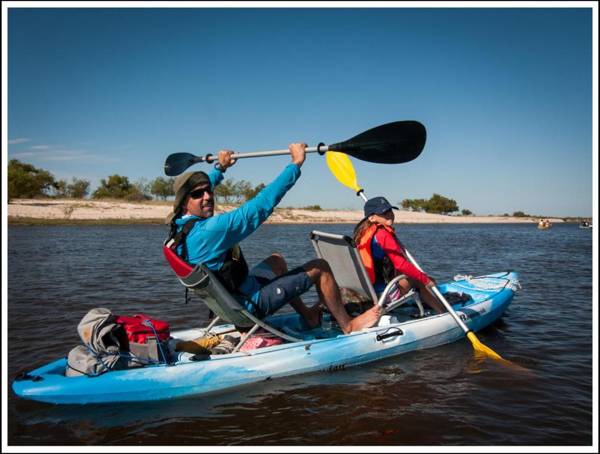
left=7, top=223, right=593, bottom=445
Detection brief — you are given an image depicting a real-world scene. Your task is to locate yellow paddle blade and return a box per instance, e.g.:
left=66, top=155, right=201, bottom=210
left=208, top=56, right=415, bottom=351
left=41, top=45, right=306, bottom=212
left=468, top=331, right=531, bottom=371
left=326, top=151, right=362, bottom=193
left=467, top=331, right=503, bottom=360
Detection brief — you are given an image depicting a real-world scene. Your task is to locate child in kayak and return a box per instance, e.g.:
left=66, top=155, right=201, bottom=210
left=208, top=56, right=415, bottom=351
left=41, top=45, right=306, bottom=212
left=353, top=197, right=445, bottom=314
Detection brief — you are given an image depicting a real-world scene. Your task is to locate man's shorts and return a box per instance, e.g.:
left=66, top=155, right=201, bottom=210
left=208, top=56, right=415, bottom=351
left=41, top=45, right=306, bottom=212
left=247, top=261, right=314, bottom=318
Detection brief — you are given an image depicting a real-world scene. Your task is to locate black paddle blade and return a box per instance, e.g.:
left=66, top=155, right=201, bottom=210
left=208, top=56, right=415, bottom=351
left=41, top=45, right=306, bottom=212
left=328, top=120, right=426, bottom=164
left=164, top=153, right=199, bottom=176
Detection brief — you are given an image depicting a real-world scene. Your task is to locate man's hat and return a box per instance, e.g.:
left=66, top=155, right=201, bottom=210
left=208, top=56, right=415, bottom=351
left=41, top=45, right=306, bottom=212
left=165, top=171, right=210, bottom=224
left=363, top=196, right=398, bottom=218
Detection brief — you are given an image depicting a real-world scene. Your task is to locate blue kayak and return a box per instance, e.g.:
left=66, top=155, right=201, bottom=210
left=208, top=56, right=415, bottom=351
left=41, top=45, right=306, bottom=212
left=12, top=272, right=520, bottom=405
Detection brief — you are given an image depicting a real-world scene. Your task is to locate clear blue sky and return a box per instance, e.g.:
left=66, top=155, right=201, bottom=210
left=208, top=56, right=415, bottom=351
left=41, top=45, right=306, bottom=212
left=6, top=5, right=595, bottom=216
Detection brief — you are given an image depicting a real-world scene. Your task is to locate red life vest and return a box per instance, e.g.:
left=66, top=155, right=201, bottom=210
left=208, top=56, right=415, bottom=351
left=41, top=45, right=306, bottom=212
left=356, top=223, right=397, bottom=284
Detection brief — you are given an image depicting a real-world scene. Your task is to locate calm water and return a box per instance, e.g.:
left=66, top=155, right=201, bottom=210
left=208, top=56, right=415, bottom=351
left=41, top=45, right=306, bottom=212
left=6, top=223, right=594, bottom=446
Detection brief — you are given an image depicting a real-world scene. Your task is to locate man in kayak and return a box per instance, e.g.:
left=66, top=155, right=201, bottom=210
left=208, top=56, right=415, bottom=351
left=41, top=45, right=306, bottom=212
left=353, top=196, right=445, bottom=314
left=166, top=143, right=381, bottom=334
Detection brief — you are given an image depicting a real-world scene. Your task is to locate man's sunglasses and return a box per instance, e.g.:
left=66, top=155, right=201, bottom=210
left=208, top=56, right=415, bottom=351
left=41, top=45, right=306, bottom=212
left=189, top=187, right=213, bottom=199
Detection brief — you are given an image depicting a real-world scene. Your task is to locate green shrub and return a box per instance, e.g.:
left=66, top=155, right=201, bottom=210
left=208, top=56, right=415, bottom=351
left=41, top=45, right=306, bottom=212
left=92, top=174, right=147, bottom=200
left=8, top=159, right=56, bottom=200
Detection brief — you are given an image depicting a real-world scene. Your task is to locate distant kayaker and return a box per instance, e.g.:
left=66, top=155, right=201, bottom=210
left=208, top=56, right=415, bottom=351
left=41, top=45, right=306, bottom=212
left=166, top=143, right=381, bottom=334
left=353, top=197, right=445, bottom=314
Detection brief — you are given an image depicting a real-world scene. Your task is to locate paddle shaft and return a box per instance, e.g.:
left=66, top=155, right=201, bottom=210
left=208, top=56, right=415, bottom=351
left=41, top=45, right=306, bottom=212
left=402, top=249, right=471, bottom=333
left=358, top=189, right=470, bottom=333
left=199, top=145, right=330, bottom=163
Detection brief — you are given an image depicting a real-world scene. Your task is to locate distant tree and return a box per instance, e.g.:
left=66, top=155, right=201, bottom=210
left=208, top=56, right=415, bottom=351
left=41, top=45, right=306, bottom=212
left=414, top=199, right=428, bottom=211
left=461, top=209, right=473, bottom=216
left=132, top=177, right=152, bottom=200
left=400, top=198, right=427, bottom=212
left=51, top=177, right=90, bottom=198
left=150, top=176, right=175, bottom=200
left=214, top=179, right=237, bottom=204
left=93, top=174, right=129, bottom=199
left=232, top=180, right=251, bottom=204
left=424, top=193, right=459, bottom=214
left=513, top=211, right=527, bottom=217
left=240, top=182, right=265, bottom=201
left=401, top=194, right=459, bottom=214
left=53, top=179, right=69, bottom=198
left=92, top=174, right=147, bottom=200
left=213, top=179, right=266, bottom=204
left=67, top=178, right=90, bottom=198
left=8, top=159, right=56, bottom=200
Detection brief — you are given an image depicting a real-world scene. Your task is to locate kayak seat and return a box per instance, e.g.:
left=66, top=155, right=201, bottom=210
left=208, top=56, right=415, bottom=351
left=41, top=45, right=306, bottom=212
left=163, top=242, right=302, bottom=348
left=309, top=230, right=424, bottom=316
left=310, top=231, right=378, bottom=303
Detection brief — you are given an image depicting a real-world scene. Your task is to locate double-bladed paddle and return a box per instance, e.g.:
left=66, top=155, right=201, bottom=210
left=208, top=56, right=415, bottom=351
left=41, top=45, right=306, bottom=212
left=164, top=121, right=426, bottom=176
left=326, top=151, right=506, bottom=362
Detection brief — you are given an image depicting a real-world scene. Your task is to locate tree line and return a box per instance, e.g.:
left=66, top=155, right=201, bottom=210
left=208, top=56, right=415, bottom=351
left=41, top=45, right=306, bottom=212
left=400, top=195, right=544, bottom=218
left=7, top=159, right=265, bottom=204
left=10, top=159, right=537, bottom=217
left=400, top=194, right=472, bottom=215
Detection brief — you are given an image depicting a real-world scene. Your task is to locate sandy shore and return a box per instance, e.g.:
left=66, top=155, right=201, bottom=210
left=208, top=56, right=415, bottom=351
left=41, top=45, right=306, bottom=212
left=7, top=199, right=561, bottom=224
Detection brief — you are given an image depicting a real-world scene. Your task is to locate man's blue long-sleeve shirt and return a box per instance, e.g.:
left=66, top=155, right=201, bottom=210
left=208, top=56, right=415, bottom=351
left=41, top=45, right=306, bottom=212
left=175, top=163, right=301, bottom=272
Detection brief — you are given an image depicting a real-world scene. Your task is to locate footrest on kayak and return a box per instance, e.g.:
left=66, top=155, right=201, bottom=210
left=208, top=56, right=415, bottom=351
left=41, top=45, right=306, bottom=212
left=384, top=289, right=425, bottom=317
left=443, top=291, right=472, bottom=306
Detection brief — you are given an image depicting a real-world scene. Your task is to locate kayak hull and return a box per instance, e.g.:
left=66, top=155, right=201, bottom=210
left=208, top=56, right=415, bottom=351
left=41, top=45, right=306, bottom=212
left=12, top=272, right=519, bottom=405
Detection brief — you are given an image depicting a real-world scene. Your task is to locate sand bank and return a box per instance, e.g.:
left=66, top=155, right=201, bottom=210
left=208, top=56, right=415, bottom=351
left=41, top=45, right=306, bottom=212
left=7, top=199, right=561, bottom=225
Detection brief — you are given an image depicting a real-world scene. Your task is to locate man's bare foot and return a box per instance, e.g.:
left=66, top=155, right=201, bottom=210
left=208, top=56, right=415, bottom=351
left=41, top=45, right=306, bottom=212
left=344, top=305, right=382, bottom=334
left=303, top=304, right=323, bottom=329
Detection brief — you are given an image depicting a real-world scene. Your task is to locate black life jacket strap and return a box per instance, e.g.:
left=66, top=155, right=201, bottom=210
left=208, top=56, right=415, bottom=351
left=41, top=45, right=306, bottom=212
left=168, top=217, right=249, bottom=307
left=170, top=218, right=201, bottom=262
left=170, top=219, right=215, bottom=319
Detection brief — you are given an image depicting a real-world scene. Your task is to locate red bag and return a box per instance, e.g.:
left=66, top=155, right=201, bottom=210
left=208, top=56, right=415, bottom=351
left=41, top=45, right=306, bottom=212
left=115, top=314, right=170, bottom=345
